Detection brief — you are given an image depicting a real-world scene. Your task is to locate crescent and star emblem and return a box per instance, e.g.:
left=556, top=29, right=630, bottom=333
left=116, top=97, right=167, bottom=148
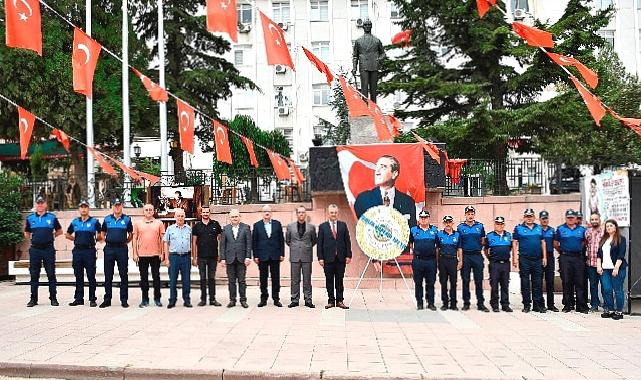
left=220, top=0, right=231, bottom=9
left=13, top=0, right=33, bottom=22
left=216, top=125, right=226, bottom=145
left=558, top=56, right=572, bottom=64
left=268, top=23, right=282, bottom=47
left=19, top=118, right=29, bottom=133
left=180, top=111, right=190, bottom=132
left=77, top=44, right=91, bottom=65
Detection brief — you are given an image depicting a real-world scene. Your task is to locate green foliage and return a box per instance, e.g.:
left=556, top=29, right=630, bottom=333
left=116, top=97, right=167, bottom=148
left=29, top=144, right=48, bottom=179
left=322, top=73, right=351, bottom=145
left=0, top=171, right=25, bottom=246
left=137, top=158, right=161, bottom=176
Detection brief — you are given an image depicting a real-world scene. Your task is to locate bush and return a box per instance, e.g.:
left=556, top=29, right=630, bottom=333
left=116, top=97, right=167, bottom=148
left=0, top=171, right=25, bottom=246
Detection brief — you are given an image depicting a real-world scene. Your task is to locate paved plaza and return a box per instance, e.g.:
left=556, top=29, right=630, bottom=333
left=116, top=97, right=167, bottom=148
left=0, top=282, right=640, bottom=380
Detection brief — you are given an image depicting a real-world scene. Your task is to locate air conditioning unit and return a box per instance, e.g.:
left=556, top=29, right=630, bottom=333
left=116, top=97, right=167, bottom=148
left=513, top=8, right=526, bottom=20
left=238, top=23, right=252, bottom=33
left=278, top=106, right=290, bottom=116
left=393, top=101, right=401, bottom=109
left=278, top=22, right=289, bottom=31
left=275, top=65, right=287, bottom=74
left=356, top=18, right=364, bottom=28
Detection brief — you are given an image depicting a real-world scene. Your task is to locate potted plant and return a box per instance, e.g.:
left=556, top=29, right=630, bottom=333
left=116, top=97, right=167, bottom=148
left=0, top=171, right=25, bottom=279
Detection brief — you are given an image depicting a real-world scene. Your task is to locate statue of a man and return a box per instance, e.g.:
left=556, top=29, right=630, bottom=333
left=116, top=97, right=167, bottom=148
left=352, top=20, right=385, bottom=102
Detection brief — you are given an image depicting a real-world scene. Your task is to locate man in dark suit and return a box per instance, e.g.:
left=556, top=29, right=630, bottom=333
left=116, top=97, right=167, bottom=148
left=353, top=155, right=416, bottom=228
left=252, top=205, right=285, bottom=307
left=220, top=209, right=252, bottom=308
left=317, top=204, right=352, bottom=309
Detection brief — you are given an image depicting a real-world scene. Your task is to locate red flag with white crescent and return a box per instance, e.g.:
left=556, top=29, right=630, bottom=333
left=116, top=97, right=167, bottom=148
left=570, top=76, right=605, bottom=127
left=411, top=132, right=441, bottom=163
left=5, top=0, right=42, bottom=55
left=18, top=107, right=35, bottom=159
left=241, top=136, right=259, bottom=168
left=87, top=147, right=117, bottom=177
left=476, top=0, right=497, bottom=18
left=176, top=99, right=195, bottom=154
left=302, top=47, right=334, bottom=85
left=214, top=120, right=233, bottom=164
left=339, top=76, right=369, bottom=117
left=111, top=159, right=142, bottom=182
left=50, top=128, right=70, bottom=152
left=546, top=52, right=598, bottom=89
left=288, top=159, right=305, bottom=184
left=259, top=11, right=295, bottom=70
left=386, top=115, right=402, bottom=137
left=72, top=28, right=102, bottom=98
left=512, top=22, right=554, bottom=48
left=132, top=68, right=169, bottom=102
left=207, top=0, right=238, bottom=42
left=133, top=169, right=160, bottom=185
left=391, top=30, right=412, bottom=47
left=367, top=100, right=393, bottom=141
left=267, top=150, right=291, bottom=181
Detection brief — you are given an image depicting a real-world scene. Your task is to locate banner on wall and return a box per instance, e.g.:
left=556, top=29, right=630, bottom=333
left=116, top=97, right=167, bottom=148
left=582, top=169, right=630, bottom=227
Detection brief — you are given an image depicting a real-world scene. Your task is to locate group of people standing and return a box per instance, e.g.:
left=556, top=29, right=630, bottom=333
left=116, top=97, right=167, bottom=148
left=409, top=205, right=627, bottom=319
left=25, top=196, right=352, bottom=310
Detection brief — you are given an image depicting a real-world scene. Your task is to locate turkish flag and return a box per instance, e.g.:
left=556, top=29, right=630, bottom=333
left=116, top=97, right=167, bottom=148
left=132, top=68, right=169, bottom=102
left=570, top=76, right=605, bottom=127
left=72, top=28, right=102, bottom=98
left=176, top=99, right=195, bottom=154
left=411, top=132, right=441, bottom=163
left=608, top=109, right=641, bottom=133
left=111, top=159, right=142, bottom=182
left=50, top=128, right=70, bottom=152
left=213, top=120, right=233, bottom=164
left=18, top=107, right=35, bottom=159
left=288, top=159, right=305, bottom=184
left=87, top=147, right=117, bottom=177
left=387, top=115, right=402, bottom=137
left=546, top=52, right=598, bottom=89
left=5, top=0, right=42, bottom=55
left=267, top=150, right=291, bottom=181
left=367, top=100, right=393, bottom=141
left=302, top=47, right=334, bottom=85
left=447, top=159, right=467, bottom=185
left=259, top=11, right=295, bottom=70
left=391, top=30, right=411, bottom=47
left=207, top=0, right=238, bottom=42
left=340, top=76, right=369, bottom=117
left=476, top=0, right=497, bottom=18
left=512, top=22, right=554, bottom=48
left=240, top=136, right=259, bottom=168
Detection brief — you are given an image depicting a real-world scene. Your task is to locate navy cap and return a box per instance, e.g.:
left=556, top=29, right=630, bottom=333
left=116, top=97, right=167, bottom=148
left=577, top=211, right=584, bottom=218
left=494, top=216, right=505, bottom=224
left=524, top=208, right=535, bottom=216
left=565, top=209, right=578, bottom=217
left=78, top=199, right=90, bottom=207
left=464, top=205, right=476, bottom=213
left=35, top=195, right=46, bottom=204
left=443, top=215, right=454, bottom=222
left=539, top=210, right=549, bottom=219
left=418, top=208, right=430, bottom=218
left=112, top=198, right=123, bottom=205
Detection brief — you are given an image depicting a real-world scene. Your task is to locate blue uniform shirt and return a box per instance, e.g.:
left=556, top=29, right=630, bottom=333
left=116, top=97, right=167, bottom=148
left=164, top=224, right=192, bottom=253
left=67, top=217, right=101, bottom=247
left=555, top=224, right=586, bottom=253
left=541, top=226, right=555, bottom=257
left=25, top=212, right=62, bottom=246
left=513, top=223, right=544, bottom=258
left=437, top=230, right=460, bottom=256
left=485, top=231, right=512, bottom=261
left=409, top=225, right=439, bottom=259
left=101, top=214, right=133, bottom=245
left=457, top=221, right=485, bottom=252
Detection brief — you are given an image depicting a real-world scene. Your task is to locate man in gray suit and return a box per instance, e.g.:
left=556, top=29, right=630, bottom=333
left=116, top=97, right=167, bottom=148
left=286, top=205, right=318, bottom=308
left=220, top=209, right=252, bottom=308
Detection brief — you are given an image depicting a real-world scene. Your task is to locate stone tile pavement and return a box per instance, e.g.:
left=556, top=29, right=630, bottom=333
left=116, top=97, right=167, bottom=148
left=0, top=282, right=640, bottom=379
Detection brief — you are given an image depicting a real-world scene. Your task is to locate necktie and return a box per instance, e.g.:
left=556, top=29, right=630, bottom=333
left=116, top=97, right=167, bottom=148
left=331, top=222, right=337, bottom=239
left=384, top=191, right=390, bottom=207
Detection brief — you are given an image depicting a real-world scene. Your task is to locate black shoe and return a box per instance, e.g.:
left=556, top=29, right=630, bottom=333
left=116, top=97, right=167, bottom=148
left=538, top=307, right=547, bottom=313
left=578, top=309, right=588, bottom=314
left=492, top=307, right=500, bottom=312
left=288, top=302, right=299, bottom=308
left=240, top=301, right=249, bottom=308
left=90, top=301, right=97, bottom=307
left=522, top=306, right=531, bottom=313
left=305, top=302, right=315, bottom=308
left=450, top=306, right=459, bottom=311
left=462, top=304, right=470, bottom=311
left=50, top=299, right=59, bottom=306
left=69, top=300, right=84, bottom=306
left=27, top=300, right=37, bottom=307
left=154, top=300, right=163, bottom=307
left=274, top=301, right=283, bottom=307
left=533, top=306, right=541, bottom=313
left=138, top=300, right=149, bottom=308
left=427, top=304, right=437, bottom=311
left=548, top=306, right=559, bottom=312
left=417, top=304, right=424, bottom=310
left=121, top=302, right=129, bottom=308
left=167, top=302, right=175, bottom=309
left=562, top=307, right=573, bottom=313
left=601, top=311, right=612, bottom=318
left=478, top=305, right=490, bottom=312
left=612, top=312, right=623, bottom=320
left=198, top=301, right=206, bottom=307
left=99, top=301, right=111, bottom=308
left=184, top=302, right=193, bottom=308
left=502, top=306, right=513, bottom=312
left=210, top=300, right=222, bottom=307
left=258, top=301, right=267, bottom=307
left=227, top=301, right=236, bottom=308
left=440, top=305, right=448, bottom=311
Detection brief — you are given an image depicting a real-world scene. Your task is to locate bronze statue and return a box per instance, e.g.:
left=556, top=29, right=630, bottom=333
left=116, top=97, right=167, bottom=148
left=352, top=19, right=385, bottom=102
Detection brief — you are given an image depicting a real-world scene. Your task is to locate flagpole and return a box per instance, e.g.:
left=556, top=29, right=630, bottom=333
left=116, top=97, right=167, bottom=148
left=86, top=0, right=95, bottom=208
left=158, top=0, right=168, bottom=174
left=122, top=0, right=132, bottom=205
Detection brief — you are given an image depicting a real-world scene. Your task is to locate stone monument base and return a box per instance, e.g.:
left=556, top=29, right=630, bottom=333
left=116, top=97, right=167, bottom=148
left=349, top=116, right=393, bottom=144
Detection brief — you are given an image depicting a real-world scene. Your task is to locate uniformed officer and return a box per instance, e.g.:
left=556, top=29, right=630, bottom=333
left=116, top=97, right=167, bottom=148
left=484, top=216, right=514, bottom=312
left=457, top=206, right=489, bottom=312
left=100, top=198, right=133, bottom=308
left=409, top=208, right=439, bottom=310
left=513, top=208, right=547, bottom=313
left=24, top=195, right=63, bottom=307
left=66, top=200, right=102, bottom=307
left=539, top=211, right=559, bottom=312
left=436, top=215, right=462, bottom=311
left=554, top=209, right=588, bottom=313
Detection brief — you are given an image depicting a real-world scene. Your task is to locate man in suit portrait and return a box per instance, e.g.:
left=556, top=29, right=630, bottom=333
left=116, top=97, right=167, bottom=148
left=219, top=209, right=252, bottom=308
left=286, top=205, right=318, bottom=308
left=317, top=204, right=352, bottom=309
left=353, top=155, right=416, bottom=228
left=252, top=205, right=285, bottom=307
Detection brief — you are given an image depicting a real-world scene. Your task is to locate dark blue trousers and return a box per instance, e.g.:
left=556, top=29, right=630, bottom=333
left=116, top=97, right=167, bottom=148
left=72, top=248, right=97, bottom=302
left=559, top=254, right=587, bottom=311
left=169, top=254, right=191, bottom=304
left=439, top=256, right=458, bottom=307
left=519, top=256, right=544, bottom=307
left=542, top=253, right=556, bottom=308
left=461, top=253, right=485, bottom=306
left=29, top=247, right=57, bottom=301
left=412, top=258, right=436, bottom=306
left=489, top=261, right=510, bottom=308
left=103, top=246, right=129, bottom=302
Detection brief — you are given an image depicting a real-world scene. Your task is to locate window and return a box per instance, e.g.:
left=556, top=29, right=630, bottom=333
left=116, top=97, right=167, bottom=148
left=351, top=0, right=368, bottom=20
left=598, top=30, right=614, bottom=47
left=599, top=0, right=613, bottom=9
left=313, top=84, right=331, bottom=106
left=272, top=1, right=290, bottom=24
left=390, top=3, right=402, bottom=19
left=237, top=3, right=252, bottom=24
left=310, top=0, right=329, bottom=21
left=311, top=41, right=330, bottom=62
left=278, top=128, right=294, bottom=148
left=234, top=50, right=244, bottom=65
left=510, top=0, right=529, bottom=11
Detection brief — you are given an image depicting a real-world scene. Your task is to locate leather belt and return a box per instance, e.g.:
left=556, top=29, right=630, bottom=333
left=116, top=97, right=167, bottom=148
left=74, top=245, right=95, bottom=249
left=31, top=244, right=53, bottom=250
left=106, top=243, right=127, bottom=248
left=561, top=251, right=582, bottom=256
left=463, top=250, right=482, bottom=256
left=170, top=251, right=191, bottom=256
left=440, top=255, right=457, bottom=259
left=491, top=259, right=509, bottom=264
left=414, top=256, right=435, bottom=261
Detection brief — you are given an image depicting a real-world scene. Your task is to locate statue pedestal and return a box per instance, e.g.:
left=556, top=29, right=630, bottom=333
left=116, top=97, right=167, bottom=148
left=349, top=116, right=393, bottom=144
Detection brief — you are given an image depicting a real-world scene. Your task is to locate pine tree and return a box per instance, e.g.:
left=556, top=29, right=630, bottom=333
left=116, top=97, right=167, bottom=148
left=320, top=76, right=351, bottom=145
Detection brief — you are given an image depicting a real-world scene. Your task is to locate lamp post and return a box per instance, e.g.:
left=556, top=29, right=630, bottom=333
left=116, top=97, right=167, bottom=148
left=133, top=144, right=141, bottom=169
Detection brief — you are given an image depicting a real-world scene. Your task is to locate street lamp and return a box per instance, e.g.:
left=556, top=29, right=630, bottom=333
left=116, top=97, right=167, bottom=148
left=133, top=144, right=141, bottom=158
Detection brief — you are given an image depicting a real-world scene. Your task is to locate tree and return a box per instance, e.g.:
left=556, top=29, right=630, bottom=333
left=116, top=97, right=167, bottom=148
left=382, top=0, right=631, bottom=192
left=0, top=171, right=25, bottom=247
left=321, top=72, right=351, bottom=145
left=133, top=0, right=256, bottom=178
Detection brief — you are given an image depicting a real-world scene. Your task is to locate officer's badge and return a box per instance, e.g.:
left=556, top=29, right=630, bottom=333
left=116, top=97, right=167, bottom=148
left=121, top=221, right=125, bottom=225
left=46, top=220, right=51, bottom=225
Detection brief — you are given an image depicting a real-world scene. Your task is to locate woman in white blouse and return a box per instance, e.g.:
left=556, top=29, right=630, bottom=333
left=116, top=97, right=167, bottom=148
left=597, top=219, right=627, bottom=320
